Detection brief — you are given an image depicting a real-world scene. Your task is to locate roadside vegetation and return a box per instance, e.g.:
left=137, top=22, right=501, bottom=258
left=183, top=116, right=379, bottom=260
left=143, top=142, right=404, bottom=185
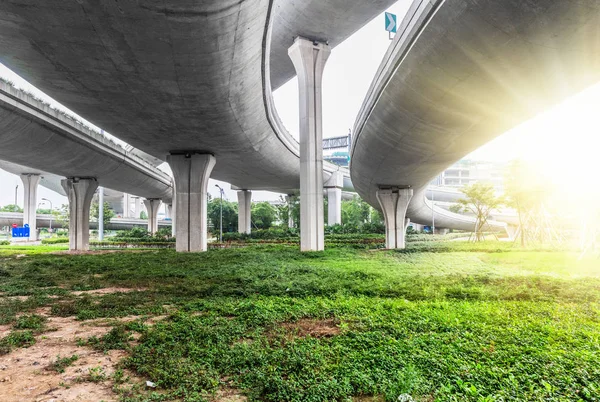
left=0, top=241, right=598, bottom=401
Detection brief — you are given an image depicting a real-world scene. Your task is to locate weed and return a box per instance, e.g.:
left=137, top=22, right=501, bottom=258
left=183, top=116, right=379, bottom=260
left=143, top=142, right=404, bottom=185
left=48, top=354, right=79, bottom=373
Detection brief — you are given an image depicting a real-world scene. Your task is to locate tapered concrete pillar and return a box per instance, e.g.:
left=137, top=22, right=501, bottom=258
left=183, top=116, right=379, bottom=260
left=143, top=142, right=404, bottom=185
left=170, top=190, right=176, bottom=237
left=143, top=199, right=161, bottom=235
left=289, top=37, right=331, bottom=251
left=20, top=174, right=40, bottom=241
left=237, top=190, right=252, bottom=234
left=324, top=172, right=343, bottom=226
left=376, top=188, right=413, bottom=249
left=167, top=152, right=216, bottom=252
left=61, top=178, right=98, bottom=251
left=165, top=204, right=172, bottom=219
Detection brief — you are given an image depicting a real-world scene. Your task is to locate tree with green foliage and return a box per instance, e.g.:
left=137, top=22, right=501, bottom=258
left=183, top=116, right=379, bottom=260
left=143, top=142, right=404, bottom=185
left=252, top=202, right=277, bottom=230
left=139, top=210, right=148, bottom=220
left=341, top=196, right=371, bottom=226
left=91, top=201, right=115, bottom=227
left=454, top=183, right=504, bottom=241
left=36, top=208, right=52, bottom=215
left=208, top=198, right=238, bottom=234
left=0, top=204, right=22, bottom=212
left=504, top=159, right=552, bottom=246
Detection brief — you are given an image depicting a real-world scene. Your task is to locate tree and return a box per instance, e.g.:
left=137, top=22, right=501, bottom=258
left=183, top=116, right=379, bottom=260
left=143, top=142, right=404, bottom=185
left=252, top=202, right=277, bottom=229
left=504, top=159, right=553, bottom=246
left=36, top=208, right=52, bottom=215
left=207, top=198, right=238, bottom=234
left=341, top=196, right=371, bottom=226
left=91, top=201, right=115, bottom=227
left=1, top=204, right=22, bottom=212
left=454, top=183, right=503, bottom=241
left=139, top=210, right=148, bottom=220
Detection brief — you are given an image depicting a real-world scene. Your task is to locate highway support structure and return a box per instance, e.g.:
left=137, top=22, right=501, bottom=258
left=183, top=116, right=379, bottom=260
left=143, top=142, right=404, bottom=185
left=167, top=152, right=215, bottom=252
left=237, top=190, right=252, bottom=234
left=143, top=198, right=162, bottom=235
left=376, top=188, right=413, bottom=249
left=289, top=37, right=331, bottom=251
left=20, top=173, right=40, bottom=241
left=324, top=171, right=343, bottom=226
left=61, top=177, right=98, bottom=251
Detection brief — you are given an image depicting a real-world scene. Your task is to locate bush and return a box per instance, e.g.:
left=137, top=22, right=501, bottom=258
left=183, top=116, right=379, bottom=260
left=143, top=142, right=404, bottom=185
left=0, top=240, right=10, bottom=246
left=41, top=237, right=69, bottom=244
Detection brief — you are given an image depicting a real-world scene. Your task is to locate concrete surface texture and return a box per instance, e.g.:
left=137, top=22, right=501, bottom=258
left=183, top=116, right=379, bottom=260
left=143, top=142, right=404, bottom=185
left=351, top=0, right=600, bottom=230
left=143, top=198, right=162, bottom=234
left=0, top=82, right=172, bottom=203
left=167, top=153, right=216, bottom=252
left=289, top=38, right=331, bottom=251
left=20, top=173, right=40, bottom=240
left=0, top=0, right=388, bottom=194
left=377, top=188, right=413, bottom=249
left=237, top=190, right=252, bottom=235
left=61, top=178, right=98, bottom=251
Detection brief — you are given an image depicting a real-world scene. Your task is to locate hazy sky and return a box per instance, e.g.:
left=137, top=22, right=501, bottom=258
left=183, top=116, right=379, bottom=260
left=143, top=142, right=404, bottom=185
left=1, top=0, right=599, bottom=209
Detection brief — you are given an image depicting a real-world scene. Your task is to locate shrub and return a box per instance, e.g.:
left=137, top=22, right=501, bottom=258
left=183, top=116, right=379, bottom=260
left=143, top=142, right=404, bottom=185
left=41, top=237, right=69, bottom=244
left=0, top=240, right=10, bottom=246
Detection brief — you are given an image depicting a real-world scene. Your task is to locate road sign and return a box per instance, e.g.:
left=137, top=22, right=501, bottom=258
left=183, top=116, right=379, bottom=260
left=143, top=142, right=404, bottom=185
left=11, top=223, right=17, bottom=229
left=385, top=12, right=397, bottom=33
left=12, top=224, right=30, bottom=238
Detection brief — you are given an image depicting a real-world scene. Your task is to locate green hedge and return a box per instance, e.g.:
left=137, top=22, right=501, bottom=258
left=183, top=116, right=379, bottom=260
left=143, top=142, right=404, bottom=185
left=41, top=238, right=69, bottom=244
left=0, top=240, right=10, bottom=246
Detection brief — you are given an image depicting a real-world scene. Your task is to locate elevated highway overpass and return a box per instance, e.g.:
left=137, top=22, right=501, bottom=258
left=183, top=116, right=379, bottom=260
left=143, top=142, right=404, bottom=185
left=0, top=0, right=396, bottom=251
left=350, top=0, right=600, bottom=248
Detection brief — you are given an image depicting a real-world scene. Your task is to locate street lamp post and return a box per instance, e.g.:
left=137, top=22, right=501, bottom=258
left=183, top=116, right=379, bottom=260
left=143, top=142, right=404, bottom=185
left=41, top=198, right=53, bottom=232
left=215, top=185, right=224, bottom=243
left=14, top=185, right=18, bottom=209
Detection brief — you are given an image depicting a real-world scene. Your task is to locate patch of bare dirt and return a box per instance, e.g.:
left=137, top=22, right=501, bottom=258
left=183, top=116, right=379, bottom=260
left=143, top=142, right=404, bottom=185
left=278, top=318, right=341, bottom=339
left=71, top=287, right=147, bottom=296
left=0, top=314, right=143, bottom=402
left=214, top=386, right=247, bottom=402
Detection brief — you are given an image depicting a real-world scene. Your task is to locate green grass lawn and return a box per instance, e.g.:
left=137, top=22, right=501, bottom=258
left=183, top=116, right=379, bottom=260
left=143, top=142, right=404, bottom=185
left=0, top=242, right=599, bottom=401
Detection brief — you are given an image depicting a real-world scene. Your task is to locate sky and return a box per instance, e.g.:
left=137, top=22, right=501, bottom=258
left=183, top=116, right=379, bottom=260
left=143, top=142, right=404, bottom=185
left=1, top=0, right=599, bottom=210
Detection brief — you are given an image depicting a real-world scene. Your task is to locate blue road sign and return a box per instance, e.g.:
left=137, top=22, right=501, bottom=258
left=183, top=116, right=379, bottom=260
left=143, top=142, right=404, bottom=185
left=385, top=12, right=397, bottom=33
left=12, top=224, right=30, bottom=238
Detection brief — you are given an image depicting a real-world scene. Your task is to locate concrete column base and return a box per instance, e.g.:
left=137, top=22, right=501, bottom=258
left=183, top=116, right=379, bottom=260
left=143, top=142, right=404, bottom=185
left=289, top=37, right=331, bottom=252
left=167, top=152, right=216, bottom=252
left=20, top=173, right=40, bottom=241
left=376, top=188, right=414, bottom=249
left=237, top=190, right=252, bottom=234
left=61, top=178, right=98, bottom=251
left=286, top=195, right=295, bottom=229
left=326, top=187, right=342, bottom=226
left=143, top=199, right=162, bottom=234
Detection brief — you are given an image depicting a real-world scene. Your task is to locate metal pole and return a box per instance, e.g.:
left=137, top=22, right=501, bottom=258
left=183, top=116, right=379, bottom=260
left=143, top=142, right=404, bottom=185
left=215, top=185, right=223, bottom=243
left=98, top=187, right=104, bottom=241
left=42, top=198, right=53, bottom=231
left=431, top=187, right=435, bottom=235
left=14, top=185, right=18, bottom=209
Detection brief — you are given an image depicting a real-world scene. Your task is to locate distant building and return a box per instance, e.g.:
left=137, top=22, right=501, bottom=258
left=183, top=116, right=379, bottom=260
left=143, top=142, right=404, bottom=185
left=432, top=159, right=504, bottom=192
left=323, top=130, right=352, bottom=168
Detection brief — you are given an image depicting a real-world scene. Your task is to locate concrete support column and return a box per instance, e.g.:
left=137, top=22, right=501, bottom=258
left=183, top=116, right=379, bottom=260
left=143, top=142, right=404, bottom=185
left=98, top=186, right=104, bottom=241
left=170, top=189, right=176, bottom=237
left=165, top=204, right=172, bottom=220
left=61, top=178, right=98, bottom=251
left=122, top=193, right=131, bottom=218
left=376, top=188, right=414, bottom=249
left=237, top=190, right=252, bottom=234
left=324, top=171, right=343, bottom=226
left=134, top=197, right=141, bottom=219
left=143, top=198, right=162, bottom=235
left=286, top=195, right=295, bottom=228
left=288, top=37, right=331, bottom=251
left=167, top=152, right=216, bottom=252
left=20, top=174, right=40, bottom=241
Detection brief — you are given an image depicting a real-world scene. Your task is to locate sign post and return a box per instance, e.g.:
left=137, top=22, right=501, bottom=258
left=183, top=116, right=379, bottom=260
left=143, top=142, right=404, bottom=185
left=385, top=12, right=397, bottom=40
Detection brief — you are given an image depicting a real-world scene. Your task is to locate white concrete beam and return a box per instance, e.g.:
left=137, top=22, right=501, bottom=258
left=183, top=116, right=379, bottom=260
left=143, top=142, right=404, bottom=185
left=20, top=173, right=40, bottom=241
left=167, top=153, right=216, bottom=252
left=237, top=190, right=252, bottom=234
left=61, top=178, right=98, bottom=251
left=376, top=188, right=413, bottom=249
left=288, top=37, right=331, bottom=251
